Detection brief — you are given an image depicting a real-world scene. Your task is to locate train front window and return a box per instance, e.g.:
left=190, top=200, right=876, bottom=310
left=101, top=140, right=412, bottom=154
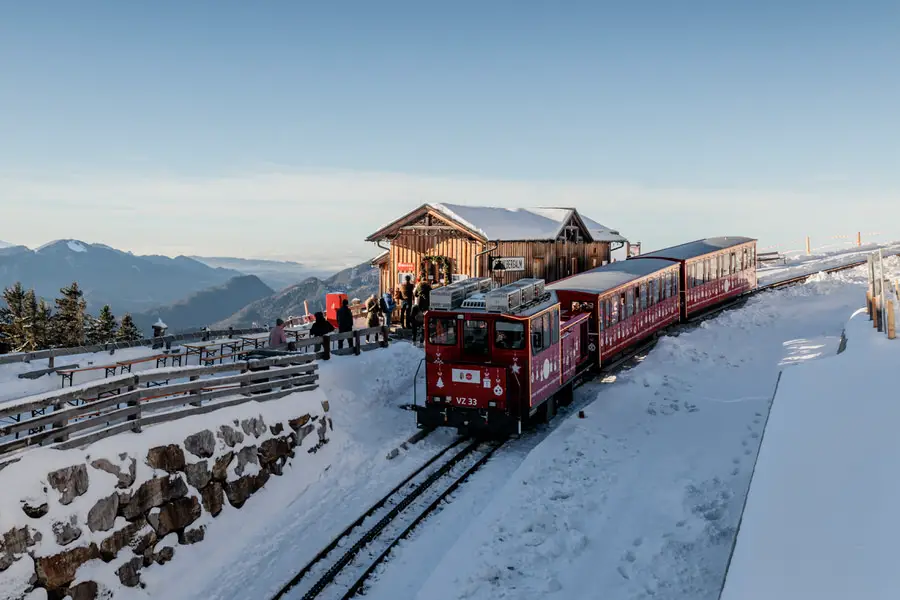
left=463, top=320, right=490, bottom=355
left=428, top=317, right=457, bottom=346
left=495, top=320, right=525, bottom=350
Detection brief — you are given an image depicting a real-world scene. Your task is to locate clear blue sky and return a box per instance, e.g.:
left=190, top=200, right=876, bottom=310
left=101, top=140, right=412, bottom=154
left=1, top=1, right=898, bottom=269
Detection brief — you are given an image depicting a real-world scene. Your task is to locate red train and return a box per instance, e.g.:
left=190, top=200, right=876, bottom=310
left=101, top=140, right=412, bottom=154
left=416, top=236, right=757, bottom=437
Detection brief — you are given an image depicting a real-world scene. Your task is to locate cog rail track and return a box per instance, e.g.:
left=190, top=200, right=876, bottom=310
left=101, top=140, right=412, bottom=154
left=272, top=438, right=503, bottom=600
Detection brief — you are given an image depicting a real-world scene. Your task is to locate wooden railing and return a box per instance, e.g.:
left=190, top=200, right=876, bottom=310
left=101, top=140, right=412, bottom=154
left=0, top=326, right=391, bottom=463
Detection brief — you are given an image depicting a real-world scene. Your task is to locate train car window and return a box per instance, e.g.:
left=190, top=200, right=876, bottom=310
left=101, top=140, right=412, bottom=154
left=750, top=245, right=756, bottom=267
left=706, top=259, right=712, bottom=282
left=598, top=301, right=605, bottom=331
left=495, top=320, right=525, bottom=350
left=551, top=309, right=559, bottom=344
left=640, top=282, right=647, bottom=311
left=428, top=317, right=458, bottom=346
left=730, top=252, right=736, bottom=274
left=611, top=297, right=619, bottom=324
left=625, top=289, right=634, bottom=318
left=463, top=320, right=490, bottom=355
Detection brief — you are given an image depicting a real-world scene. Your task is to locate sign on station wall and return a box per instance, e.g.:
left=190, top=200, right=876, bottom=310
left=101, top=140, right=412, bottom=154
left=490, top=257, right=525, bottom=272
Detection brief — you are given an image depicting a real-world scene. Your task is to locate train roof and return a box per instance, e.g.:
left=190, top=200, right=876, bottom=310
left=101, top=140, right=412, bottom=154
left=546, top=258, right=677, bottom=294
left=431, top=290, right=561, bottom=318
left=636, top=236, right=756, bottom=261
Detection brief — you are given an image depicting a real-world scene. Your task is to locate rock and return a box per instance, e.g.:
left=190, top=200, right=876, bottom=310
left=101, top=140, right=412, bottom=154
left=258, top=437, right=293, bottom=466
left=317, top=417, right=329, bottom=443
left=131, top=526, right=157, bottom=557
left=99, top=517, right=146, bottom=561
left=34, top=543, right=100, bottom=590
left=87, top=494, right=119, bottom=533
left=200, top=482, right=225, bottom=517
left=321, top=400, right=330, bottom=412
left=91, top=457, right=136, bottom=489
left=240, top=416, right=266, bottom=438
left=121, top=475, right=188, bottom=521
left=224, top=471, right=270, bottom=509
left=211, top=452, right=233, bottom=481
left=179, top=526, right=205, bottom=545
left=185, top=461, right=212, bottom=490
left=288, top=415, right=310, bottom=431
left=295, top=423, right=316, bottom=446
left=52, top=515, right=82, bottom=546
left=234, top=446, right=258, bottom=477
left=69, top=580, right=100, bottom=600
left=146, top=444, right=185, bottom=474
left=154, top=545, right=175, bottom=565
left=48, top=464, right=89, bottom=505
left=21, top=498, right=49, bottom=519
left=217, top=425, right=244, bottom=448
left=116, top=556, right=143, bottom=587
left=184, top=430, right=216, bottom=459
left=270, top=422, right=284, bottom=436
left=147, top=496, right=201, bottom=538
left=1, top=526, right=39, bottom=556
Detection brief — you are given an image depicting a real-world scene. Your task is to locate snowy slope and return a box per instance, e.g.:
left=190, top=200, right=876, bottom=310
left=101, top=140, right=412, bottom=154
left=721, top=259, right=900, bottom=600
left=393, top=264, right=874, bottom=600
left=0, top=239, right=13, bottom=249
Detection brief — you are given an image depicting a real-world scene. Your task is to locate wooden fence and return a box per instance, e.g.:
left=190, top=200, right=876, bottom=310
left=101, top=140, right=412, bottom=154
left=0, top=326, right=391, bottom=463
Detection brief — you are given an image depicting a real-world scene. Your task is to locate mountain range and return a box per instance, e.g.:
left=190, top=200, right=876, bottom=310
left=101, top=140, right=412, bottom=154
left=214, top=261, right=379, bottom=328
left=188, top=256, right=331, bottom=291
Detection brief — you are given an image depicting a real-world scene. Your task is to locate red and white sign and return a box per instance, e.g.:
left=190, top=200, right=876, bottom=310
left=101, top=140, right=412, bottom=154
left=451, top=368, right=482, bottom=384
left=398, top=262, right=416, bottom=271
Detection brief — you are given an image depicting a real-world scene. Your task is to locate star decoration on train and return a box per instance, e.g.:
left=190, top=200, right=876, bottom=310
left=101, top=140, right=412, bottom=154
left=510, top=358, right=521, bottom=375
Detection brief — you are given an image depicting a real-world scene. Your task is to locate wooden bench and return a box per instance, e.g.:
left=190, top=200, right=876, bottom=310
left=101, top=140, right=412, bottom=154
left=58, top=364, right=119, bottom=387
left=757, top=251, right=786, bottom=266
left=201, top=350, right=250, bottom=366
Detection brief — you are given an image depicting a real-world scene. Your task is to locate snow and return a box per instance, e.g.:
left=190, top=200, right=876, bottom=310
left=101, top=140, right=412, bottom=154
left=578, top=215, right=629, bottom=243
left=431, top=203, right=624, bottom=243
left=67, top=240, right=87, bottom=253
left=721, top=293, right=900, bottom=599
left=153, top=318, right=168, bottom=328
left=0, top=239, right=14, bottom=249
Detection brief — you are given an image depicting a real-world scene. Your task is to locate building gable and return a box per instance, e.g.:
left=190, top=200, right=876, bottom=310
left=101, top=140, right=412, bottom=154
left=365, top=204, right=486, bottom=242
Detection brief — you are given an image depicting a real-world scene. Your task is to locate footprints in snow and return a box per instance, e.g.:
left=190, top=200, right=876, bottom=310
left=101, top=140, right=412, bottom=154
left=730, top=413, right=765, bottom=475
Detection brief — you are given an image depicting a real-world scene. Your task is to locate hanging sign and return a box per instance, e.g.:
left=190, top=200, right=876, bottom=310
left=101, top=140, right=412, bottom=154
left=491, top=257, right=525, bottom=272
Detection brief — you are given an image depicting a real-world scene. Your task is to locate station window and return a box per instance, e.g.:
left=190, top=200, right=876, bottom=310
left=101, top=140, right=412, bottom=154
left=428, top=317, right=457, bottom=346
left=495, top=320, right=525, bottom=350
left=463, top=319, right=490, bottom=355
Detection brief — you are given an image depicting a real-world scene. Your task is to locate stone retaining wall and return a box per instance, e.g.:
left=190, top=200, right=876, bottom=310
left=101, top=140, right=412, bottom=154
left=0, top=396, right=332, bottom=600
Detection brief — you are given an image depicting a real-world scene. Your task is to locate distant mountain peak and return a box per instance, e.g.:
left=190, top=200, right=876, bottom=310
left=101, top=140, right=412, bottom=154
left=0, top=240, right=14, bottom=249
left=35, top=238, right=91, bottom=253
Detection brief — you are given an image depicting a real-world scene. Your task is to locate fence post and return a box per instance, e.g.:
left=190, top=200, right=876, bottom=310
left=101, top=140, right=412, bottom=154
left=805, top=236, right=811, bottom=255
left=48, top=355, right=55, bottom=370
left=888, top=301, right=896, bottom=340
left=875, top=296, right=883, bottom=332
left=240, top=366, right=250, bottom=396
left=51, top=400, right=67, bottom=443
left=189, top=375, right=201, bottom=407
left=127, top=384, right=141, bottom=433
left=353, top=331, right=362, bottom=355
left=322, top=335, right=331, bottom=360
left=866, top=290, right=873, bottom=318
left=381, top=325, right=390, bottom=348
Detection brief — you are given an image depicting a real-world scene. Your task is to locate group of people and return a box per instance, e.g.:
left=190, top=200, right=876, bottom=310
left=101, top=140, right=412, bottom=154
left=266, top=274, right=435, bottom=351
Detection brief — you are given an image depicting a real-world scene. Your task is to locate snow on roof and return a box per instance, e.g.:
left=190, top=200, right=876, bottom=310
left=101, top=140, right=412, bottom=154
left=432, top=204, right=581, bottom=241
left=153, top=318, right=168, bottom=328
left=546, top=258, right=677, bottom=294
left=638, top=236, right=756, bottom=261
left=579, top=215, right=629, bottom=243
left=370, top=250, right=389, bottom=265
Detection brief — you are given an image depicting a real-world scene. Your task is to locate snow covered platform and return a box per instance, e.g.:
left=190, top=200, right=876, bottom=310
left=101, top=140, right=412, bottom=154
left=721, top=308, right=900, bottom=600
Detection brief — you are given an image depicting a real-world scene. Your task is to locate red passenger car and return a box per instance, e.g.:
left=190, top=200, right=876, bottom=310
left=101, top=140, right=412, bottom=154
left=629, top=237, right=757, bottom=319
left=547, top=258, right=682, bottom=367
left=418, top=278, right=592, bottom=436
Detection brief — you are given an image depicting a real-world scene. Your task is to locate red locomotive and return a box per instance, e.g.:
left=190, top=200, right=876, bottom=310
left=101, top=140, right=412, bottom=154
left=417, top=236, right=757, bottom=437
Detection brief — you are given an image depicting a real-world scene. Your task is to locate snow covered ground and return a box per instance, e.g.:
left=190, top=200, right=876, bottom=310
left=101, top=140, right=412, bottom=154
left=756, top=240, right=900, bottom=285
left=721, top=277, right=900, bottom=599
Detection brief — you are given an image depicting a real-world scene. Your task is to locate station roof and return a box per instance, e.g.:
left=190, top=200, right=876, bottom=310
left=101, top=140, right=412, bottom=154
left=635, top=236, right=756, bottom=261
left=366, top=203, right=627, bottom=244
left=546, top=258, right=677, bottom=294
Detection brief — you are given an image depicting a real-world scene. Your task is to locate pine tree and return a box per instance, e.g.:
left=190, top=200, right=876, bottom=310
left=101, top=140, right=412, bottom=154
left=52, top=282, right=87, bottom=348
left=87, top=305, right=118, bottom=344
left=0, top=283, right=28, bottom=352
left=116, top=314, right=142, bottom=342
left=34, top=299, right=53, bottom=350
left=20, top=290, right=40, bottom=352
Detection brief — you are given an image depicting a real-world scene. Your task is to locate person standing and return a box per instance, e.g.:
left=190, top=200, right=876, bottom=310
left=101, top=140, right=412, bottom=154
left=336, top=299, right=354, bottom=350
left=309, top=311, right=335, bottom=354
left=268, top=318, right=288, bottom=349
left=400, top=275, right=415, bottom=328
left=380, top=291, right=396, bottom=330
left=365, top=294, right=381, bottom=342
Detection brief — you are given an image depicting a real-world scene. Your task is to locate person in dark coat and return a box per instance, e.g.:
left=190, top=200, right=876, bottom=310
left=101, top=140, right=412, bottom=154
left=414, top=279, right=432, bottom=311
left=400, top=275, right=415, bottom=328
left=336, top=299, right=354, bottom=350
left=309, top=311, right=335, bottom=353
left=365, top=295, right=381, bottom=342
left=409, top=303, right=425, bottom=346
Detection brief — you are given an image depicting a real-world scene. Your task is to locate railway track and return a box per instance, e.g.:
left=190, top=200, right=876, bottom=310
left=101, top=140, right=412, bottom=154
left=271, top=437, right=503, bottom=600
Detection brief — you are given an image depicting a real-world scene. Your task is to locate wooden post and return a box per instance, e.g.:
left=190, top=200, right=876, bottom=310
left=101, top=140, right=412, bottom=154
left=888, top=301, right=896, bottom=340
left=127, top=384, right=141, bottom=433
left=48, top=355, right=55, bottom=370
left=189, top=375, right=201, bottom=407
left=866, top=290, right=872, bottom=317
left=876, top=297, right=883, bottom=332
left=857, top=231, right=861, bottom=246
left=806, top=236, right=811, bottom=255
left=322, top=334, right=331, bottom=360
left=381, top=325, right=390, bottom=348
left=353, top=330, right=362, bottom=355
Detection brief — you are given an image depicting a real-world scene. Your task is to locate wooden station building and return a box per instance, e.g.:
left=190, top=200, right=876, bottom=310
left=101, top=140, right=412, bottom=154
left=366, top=203, right=628, bottom=296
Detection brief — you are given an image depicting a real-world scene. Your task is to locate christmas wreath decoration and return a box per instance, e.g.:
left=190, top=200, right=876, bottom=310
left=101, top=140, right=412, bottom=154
left=421, top=255, right=453, bottom=283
